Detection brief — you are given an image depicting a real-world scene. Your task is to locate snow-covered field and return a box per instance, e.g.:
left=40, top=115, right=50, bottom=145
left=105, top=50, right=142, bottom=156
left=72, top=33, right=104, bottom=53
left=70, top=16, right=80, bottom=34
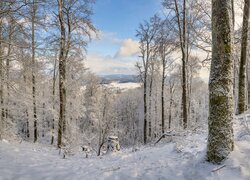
left=106, top=82, right=141, bottom=91
left=0, top=117, right=250, bottom=180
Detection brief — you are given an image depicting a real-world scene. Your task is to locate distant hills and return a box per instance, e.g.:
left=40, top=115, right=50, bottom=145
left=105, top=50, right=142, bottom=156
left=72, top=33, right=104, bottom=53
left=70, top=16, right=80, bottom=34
left=99, top=74, right=140, bottom=84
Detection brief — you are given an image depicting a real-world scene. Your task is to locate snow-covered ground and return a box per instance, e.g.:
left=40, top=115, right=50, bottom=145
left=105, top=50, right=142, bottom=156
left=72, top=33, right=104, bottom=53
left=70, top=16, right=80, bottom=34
left=106, top=82, right=141, bottom=91
left=0, top=117, right=250, bottom=180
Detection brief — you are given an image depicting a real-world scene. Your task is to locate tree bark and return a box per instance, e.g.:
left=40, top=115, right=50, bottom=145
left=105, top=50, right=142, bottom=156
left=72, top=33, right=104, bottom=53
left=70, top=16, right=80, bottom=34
left=32, top=0, right=38, bottom=143
left=143, top=70, right=147, bottom=144
left=237, top=0, right=250, bottom=114
left=0, top=19, right=3, bottom=139
left=51, top=53, right=57, bottom=145
left=161, top=65, right=165, bottom=134
left=207, top=0, right=234, bottom=163
left=5, top=18, right=13, bottom=122
left=248, top=62, right=250, bottom=107
left=148, top=72, right=153, bottom=138
left=182, top=0, right=188, bottom=129
left=169, top=82, right=174, bottom=129
left=57, top=0, right=67, bottom=148
left=23, top=69, right=30, bottom=139
left=174, top=0, right=188, bottom=129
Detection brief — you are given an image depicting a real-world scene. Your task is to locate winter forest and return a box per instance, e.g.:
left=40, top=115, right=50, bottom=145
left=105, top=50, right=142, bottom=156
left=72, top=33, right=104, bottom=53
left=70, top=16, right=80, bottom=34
left=0, top=0, right=250, bottom=179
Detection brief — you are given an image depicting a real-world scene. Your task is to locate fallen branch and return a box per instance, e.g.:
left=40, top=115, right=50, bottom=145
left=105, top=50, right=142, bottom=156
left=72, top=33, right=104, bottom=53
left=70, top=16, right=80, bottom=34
left=154, top=131, right=173, bottom=145
left=212, top=165, right=226, bottom=172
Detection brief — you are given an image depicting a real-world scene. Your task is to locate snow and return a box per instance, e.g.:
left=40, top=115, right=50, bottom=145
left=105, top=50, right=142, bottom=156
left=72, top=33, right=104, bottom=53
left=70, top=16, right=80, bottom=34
left=0, top=118, right=250, bottom=180
left=107, top=82, right=141, bottom=91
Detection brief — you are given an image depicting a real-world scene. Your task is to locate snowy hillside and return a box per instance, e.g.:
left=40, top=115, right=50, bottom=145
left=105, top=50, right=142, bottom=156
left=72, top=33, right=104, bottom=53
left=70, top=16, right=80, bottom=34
left=0, top=117, right=249, bottom=180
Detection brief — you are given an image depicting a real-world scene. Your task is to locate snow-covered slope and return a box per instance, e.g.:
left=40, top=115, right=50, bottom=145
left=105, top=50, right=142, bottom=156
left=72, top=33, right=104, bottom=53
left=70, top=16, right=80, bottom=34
left=0, top=118, right=249, bottom=180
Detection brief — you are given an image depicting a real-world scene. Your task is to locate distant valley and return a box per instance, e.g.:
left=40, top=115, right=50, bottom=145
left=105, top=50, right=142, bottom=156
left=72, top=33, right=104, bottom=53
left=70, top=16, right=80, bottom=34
left=99, top=74, right=140, bottom=84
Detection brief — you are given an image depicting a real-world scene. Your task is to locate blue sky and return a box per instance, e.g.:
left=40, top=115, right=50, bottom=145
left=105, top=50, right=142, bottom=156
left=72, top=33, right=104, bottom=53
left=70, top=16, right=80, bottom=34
left=86, top=0, right=162, bottom=75
left=92, top=0, right=161, bottom=39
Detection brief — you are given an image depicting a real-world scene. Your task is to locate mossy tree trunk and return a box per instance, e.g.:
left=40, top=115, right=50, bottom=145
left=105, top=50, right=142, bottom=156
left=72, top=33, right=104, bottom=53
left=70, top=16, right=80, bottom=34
left=237, top=0, right=250, bottom=114
left=207, top=0, right=234, bottom=164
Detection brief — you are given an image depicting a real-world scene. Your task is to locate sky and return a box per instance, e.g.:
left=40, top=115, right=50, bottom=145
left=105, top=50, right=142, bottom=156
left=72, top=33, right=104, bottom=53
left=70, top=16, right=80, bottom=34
left=86, top=0, right=162, bottom=75
left=84, top=0, right=245, bottom=79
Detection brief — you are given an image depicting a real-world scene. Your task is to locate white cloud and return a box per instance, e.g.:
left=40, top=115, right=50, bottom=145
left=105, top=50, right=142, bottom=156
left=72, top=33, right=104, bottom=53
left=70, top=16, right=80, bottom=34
left=85, top=53, right=137, bottom=75
left=87, top=32, right=140, bottom=75
left=115, top=38, right=140, bottom=57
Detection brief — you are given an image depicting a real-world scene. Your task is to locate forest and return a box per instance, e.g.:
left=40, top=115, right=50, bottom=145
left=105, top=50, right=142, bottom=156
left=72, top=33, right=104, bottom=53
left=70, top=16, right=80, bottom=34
left=0, top=0, right=250, bottom=179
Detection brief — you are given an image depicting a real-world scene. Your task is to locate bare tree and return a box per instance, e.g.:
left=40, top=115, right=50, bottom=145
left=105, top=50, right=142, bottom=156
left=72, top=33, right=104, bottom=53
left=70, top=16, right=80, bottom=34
left=162, top=0, right=188, bottom=129
left=136, top=15, right=160, bottom=144
left=156, top=20, right=175, bottom=134
left=56, top=0, right=96, bottom=148
left=97, top=87, right=114, bottom=156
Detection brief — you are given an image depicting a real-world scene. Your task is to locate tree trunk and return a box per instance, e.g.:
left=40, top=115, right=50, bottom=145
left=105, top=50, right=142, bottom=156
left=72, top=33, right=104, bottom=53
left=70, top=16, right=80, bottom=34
left=161, top=68, right=165, bottom=134
left=182, top=0, right=188, bottom=129
left=23, top=72, right=30, bottom=139
left=188, top=72, right=193, bottom=125
left=31, top=0, right=38, bottom=143
left=248, top=62, right=250, bottom=107
left=51, top=53, right=57, bottom=145
left=143, top=71, right=147, bottom=144
left=237, top=0, right=250, bottom=114
left=174, top=0, right=188, bottom=129
left=154, top=85, right=158, bottom=138
left=26, top=110, right=30, bottom=138
left=97, top=142, right=104, bottom=156
left=57, top=0, right=67, bottom=148
left=0, top=19, right=3, bottom=139
left=169, top=84, right=174, bottom=129
left=98, top=102, right=107, bottom=156
left=207, top=0, right=234, bottom=163
left=148, top=73, right=153, bottom=138
left=5, top=18, right=13, bottom=122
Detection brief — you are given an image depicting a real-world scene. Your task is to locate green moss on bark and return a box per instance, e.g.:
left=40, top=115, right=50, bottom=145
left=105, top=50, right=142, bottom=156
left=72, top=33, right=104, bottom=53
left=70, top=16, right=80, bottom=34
left=207, top=0, right=234, bottom=164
